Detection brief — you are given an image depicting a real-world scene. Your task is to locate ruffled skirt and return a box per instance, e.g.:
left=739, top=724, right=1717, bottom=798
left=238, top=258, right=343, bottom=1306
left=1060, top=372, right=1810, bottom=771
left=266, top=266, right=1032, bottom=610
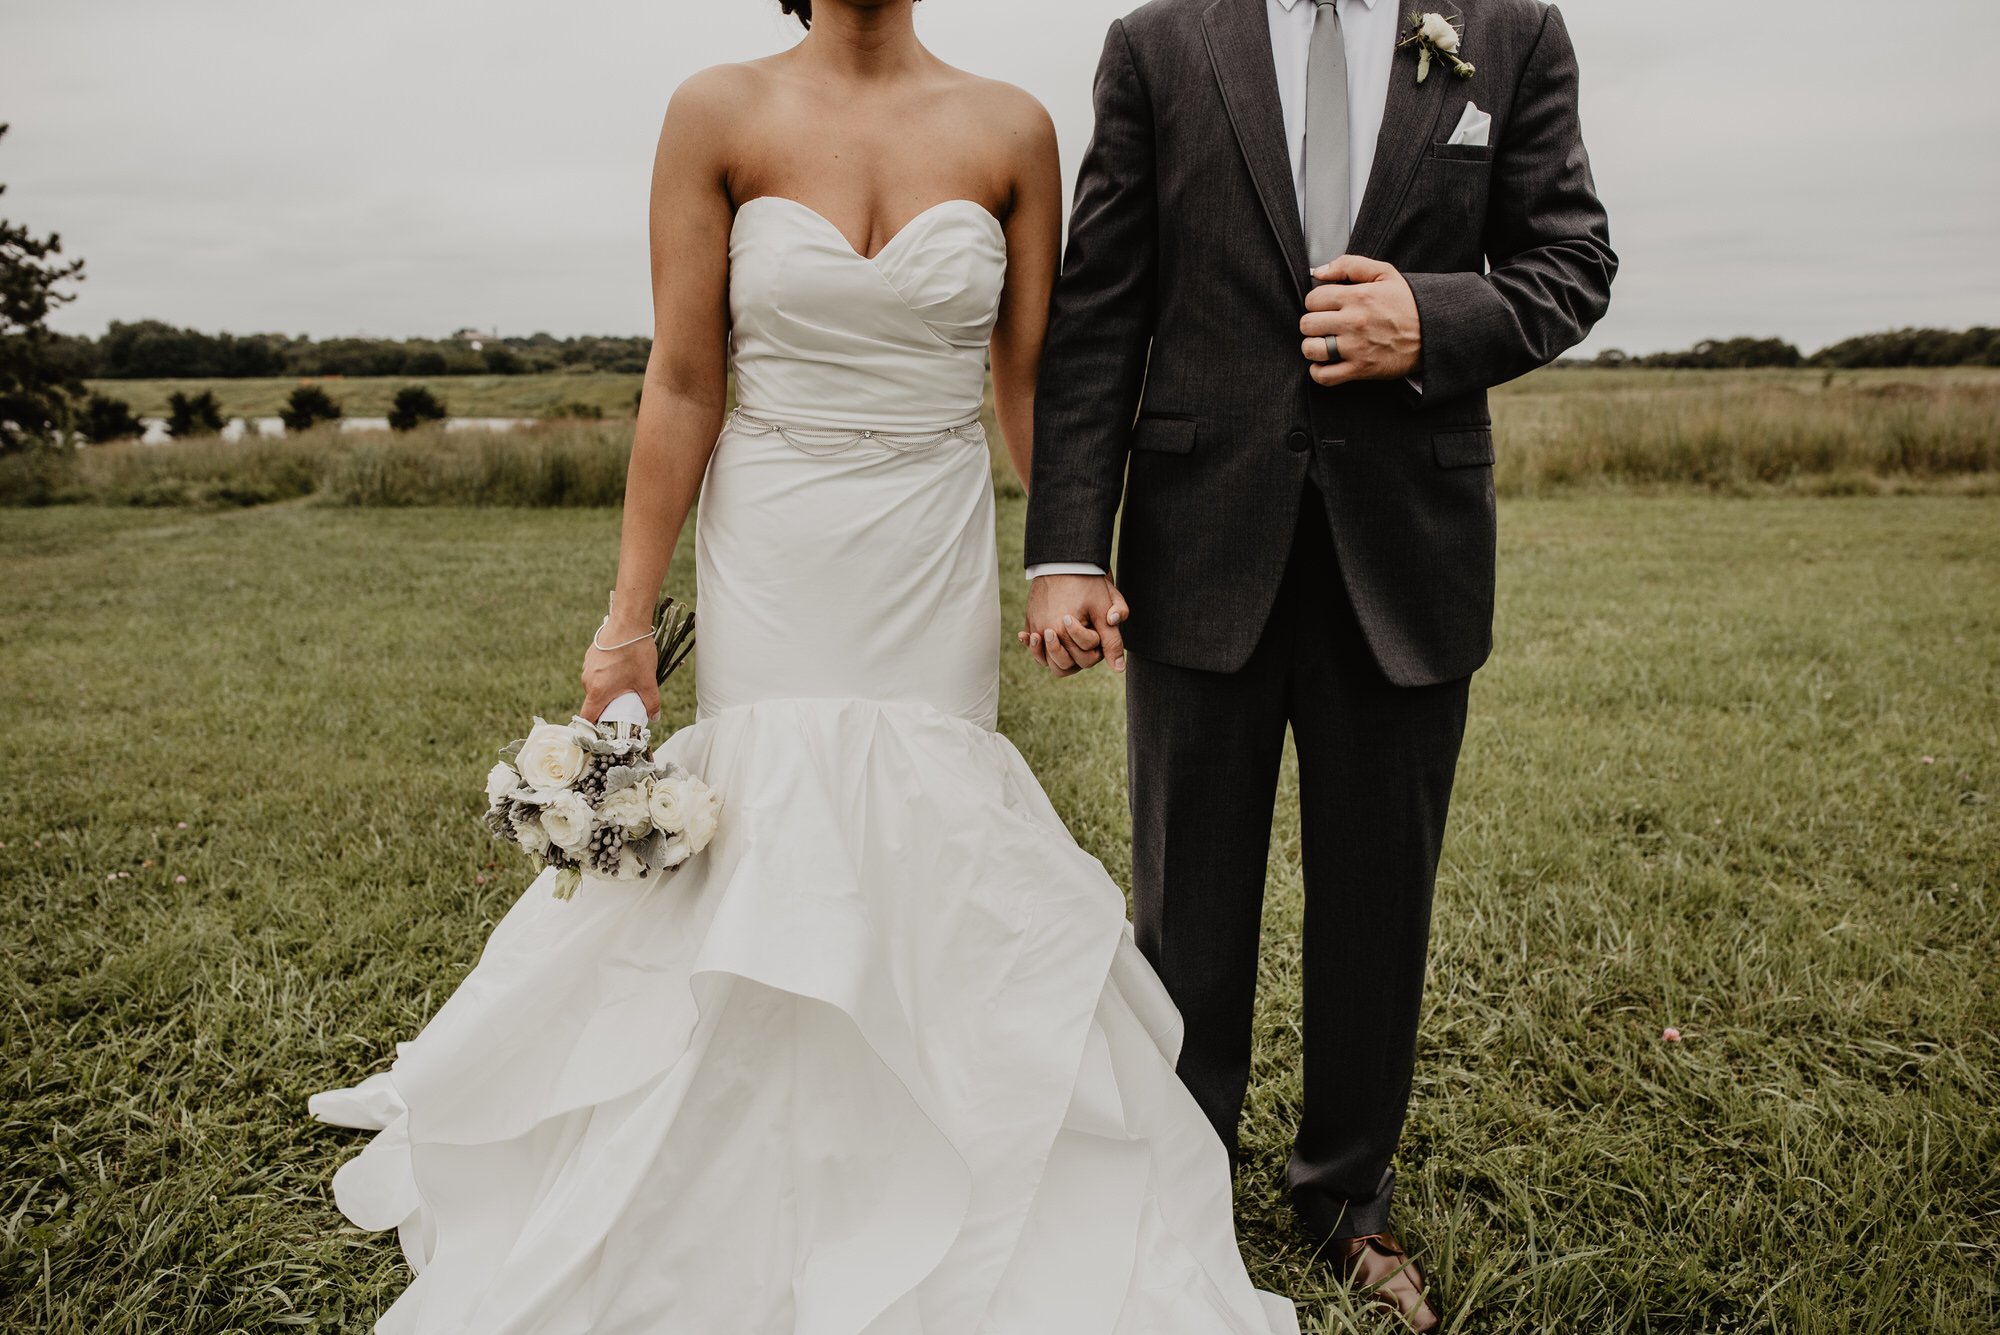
left=312, top=698, right=1296, bottom=1334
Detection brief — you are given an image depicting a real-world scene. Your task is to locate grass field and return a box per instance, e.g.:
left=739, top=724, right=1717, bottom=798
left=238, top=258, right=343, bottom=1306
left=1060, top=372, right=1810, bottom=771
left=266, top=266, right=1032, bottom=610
left=1, top=494, right=1995, bottom=1332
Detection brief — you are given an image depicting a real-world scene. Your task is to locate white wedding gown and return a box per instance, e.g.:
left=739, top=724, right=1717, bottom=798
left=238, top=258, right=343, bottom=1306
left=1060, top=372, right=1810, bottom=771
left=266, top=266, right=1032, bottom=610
left=311, top=196, right=1298, bottom=1335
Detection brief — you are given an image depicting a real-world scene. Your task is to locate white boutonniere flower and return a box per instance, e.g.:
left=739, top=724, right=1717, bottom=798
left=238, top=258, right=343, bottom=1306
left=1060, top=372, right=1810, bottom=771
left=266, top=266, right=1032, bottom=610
left=1401, top=10, right=1475, bottom=83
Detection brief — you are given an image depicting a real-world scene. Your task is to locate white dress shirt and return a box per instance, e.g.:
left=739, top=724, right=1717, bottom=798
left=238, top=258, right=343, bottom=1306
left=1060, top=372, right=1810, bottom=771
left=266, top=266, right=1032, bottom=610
left=1267, top=0, right=1398, bottom=233
left=1028, top=0, right=1398, bottom=582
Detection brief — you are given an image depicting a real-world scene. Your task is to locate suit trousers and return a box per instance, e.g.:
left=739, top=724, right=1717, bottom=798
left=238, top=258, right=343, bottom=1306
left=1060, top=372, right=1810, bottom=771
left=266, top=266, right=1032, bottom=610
left=1125, top=479, right=1471, bottom=1240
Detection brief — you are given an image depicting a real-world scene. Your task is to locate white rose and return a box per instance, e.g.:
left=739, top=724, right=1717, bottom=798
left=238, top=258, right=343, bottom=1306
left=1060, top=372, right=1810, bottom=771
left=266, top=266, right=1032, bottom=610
left=1420, top=12, right=1460, bottom=53
left=486, top=762, right=520, bottom=804
left=517, top=722, right=587, bottom=792
left=599, top=786, right=652, bottom=838
left=678, top=779, right=721, bottom=854
left=613, top=847, right=648, bottom=881
left=538, top=791, right=595, bottom=852
left=513, top=817, right=551, bottom=857
left=658, top=833, right=694, bottom=869
left=646, top=773, right=691, bottom=833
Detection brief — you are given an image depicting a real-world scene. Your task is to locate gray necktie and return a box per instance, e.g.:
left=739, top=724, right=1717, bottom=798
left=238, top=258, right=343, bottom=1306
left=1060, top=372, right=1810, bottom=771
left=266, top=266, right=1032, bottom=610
left=1303, top=0, right=1352, bottom=267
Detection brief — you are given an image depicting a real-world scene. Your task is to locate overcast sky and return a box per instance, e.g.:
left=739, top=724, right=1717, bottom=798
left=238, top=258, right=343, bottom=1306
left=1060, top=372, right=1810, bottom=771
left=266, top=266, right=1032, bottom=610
left=7, top=0, right=1996, bottom=355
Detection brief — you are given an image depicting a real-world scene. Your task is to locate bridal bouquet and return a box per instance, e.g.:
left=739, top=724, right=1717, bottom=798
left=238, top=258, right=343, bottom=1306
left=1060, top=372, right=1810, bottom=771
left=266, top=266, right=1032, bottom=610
left=482, top=596, right=719, bottom=901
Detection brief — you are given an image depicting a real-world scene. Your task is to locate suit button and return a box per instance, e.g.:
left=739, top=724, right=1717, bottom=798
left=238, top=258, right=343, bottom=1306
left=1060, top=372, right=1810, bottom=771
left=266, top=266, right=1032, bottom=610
left=1287, top=430, right=1311, bottom=454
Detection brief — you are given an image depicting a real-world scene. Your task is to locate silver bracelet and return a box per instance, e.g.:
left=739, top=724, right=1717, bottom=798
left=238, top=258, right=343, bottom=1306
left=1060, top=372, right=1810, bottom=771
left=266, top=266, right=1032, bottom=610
left=593, top=591, right=657, bottom=652
left=593, top=619, right=657, bottom=653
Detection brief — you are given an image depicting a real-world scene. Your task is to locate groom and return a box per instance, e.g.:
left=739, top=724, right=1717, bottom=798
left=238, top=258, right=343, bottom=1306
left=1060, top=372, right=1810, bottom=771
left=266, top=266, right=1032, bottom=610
left=1023, top=0, right=1613, bottom=1326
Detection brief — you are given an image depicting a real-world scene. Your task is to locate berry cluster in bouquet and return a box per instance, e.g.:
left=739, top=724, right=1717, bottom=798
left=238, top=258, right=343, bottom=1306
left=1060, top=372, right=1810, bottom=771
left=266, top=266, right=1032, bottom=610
left=482, top=598, right=717, bottom=901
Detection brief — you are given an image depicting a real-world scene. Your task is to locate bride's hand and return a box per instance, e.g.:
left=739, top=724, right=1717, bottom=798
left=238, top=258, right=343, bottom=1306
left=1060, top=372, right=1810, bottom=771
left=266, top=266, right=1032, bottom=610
left=580, top=633, right=661, bottom=723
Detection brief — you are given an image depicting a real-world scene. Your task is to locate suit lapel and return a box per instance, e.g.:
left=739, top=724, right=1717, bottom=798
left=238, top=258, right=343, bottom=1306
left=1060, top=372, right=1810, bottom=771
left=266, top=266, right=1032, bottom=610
left=1202, top=0, right=1309, bottom=299
left=1348, top=6, right=1458, bottom=255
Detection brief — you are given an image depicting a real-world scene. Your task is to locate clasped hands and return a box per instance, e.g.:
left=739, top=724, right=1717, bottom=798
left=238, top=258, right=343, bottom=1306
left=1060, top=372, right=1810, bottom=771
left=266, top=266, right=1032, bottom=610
left=1021, top=256, right=1420, bottom=677
left=1021, top=574, right=1129, bottom=678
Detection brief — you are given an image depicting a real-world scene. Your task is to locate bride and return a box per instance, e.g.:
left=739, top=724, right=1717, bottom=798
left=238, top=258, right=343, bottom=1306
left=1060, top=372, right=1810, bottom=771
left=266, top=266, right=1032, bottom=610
left=311, top=2, right=1296, bottom=1331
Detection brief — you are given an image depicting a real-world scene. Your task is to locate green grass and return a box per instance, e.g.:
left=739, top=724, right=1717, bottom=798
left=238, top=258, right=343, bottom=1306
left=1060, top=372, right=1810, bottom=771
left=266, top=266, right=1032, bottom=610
left=1, top=497, right=1995, bottom=1332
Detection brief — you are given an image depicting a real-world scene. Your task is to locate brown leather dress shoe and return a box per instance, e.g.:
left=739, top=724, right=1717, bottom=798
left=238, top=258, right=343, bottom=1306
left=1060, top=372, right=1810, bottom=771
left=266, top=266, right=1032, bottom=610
left=1332, top=1232, right=1440, bottom=1332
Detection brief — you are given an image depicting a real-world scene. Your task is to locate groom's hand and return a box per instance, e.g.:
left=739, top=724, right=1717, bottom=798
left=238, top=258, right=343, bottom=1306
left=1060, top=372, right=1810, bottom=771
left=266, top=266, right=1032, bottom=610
left=1021, top=574, right=1130, bottom=677
left=1299, top=255, right=1422, bottom=386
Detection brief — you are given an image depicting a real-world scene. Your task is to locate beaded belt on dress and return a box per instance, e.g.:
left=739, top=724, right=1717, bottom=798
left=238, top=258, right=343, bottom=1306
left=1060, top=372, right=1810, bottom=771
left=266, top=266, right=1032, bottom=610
left=727, top=408, right=984, bottom=457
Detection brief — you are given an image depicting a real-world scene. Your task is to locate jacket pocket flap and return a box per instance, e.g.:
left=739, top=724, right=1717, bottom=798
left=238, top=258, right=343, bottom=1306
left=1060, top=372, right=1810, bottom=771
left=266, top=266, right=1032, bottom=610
left=1132, top=416, right=1197, bottom=455
left=1433, top=428, right=1494, bottom=468
left=1429, top=142, right=1495, bottom=163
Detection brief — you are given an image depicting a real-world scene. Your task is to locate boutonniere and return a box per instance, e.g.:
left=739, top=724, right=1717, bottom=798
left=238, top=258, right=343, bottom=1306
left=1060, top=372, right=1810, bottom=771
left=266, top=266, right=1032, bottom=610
left=1400, top=11, right=1475, bottom=83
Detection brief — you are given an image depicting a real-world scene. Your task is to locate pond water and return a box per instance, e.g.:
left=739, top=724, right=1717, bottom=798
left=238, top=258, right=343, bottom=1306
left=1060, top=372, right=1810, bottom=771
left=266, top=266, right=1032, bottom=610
left=136, top=416, right=540, bottom=446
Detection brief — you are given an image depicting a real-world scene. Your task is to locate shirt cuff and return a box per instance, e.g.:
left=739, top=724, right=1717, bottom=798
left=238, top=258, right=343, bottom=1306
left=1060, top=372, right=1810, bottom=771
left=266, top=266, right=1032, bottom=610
left=1025, top=562, right=1107, bottom=581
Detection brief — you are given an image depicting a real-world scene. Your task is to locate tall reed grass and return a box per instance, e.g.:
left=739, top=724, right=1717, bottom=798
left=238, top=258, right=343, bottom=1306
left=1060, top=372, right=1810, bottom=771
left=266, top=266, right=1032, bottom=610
left=1492, top=372, right=2000, bottom=495
left=0, top=421, right=633, bottom=508
left=7, top=369, right=1997, bottom=508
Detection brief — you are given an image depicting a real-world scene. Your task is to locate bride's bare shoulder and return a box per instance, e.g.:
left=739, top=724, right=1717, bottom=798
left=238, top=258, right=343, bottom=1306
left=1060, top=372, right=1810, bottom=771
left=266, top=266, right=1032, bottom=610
left=953, top=70, right=1056, bottom=138
left=933, top=69, right=1057, bottom=169
left=659, top=59, right=793, bottom=142
left=666, top=60, right=765, bottom=115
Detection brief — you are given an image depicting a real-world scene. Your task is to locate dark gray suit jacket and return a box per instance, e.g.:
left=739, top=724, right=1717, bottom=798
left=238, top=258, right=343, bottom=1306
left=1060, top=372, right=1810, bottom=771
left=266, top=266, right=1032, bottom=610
left=1025, top=0, right=1616, bottom=685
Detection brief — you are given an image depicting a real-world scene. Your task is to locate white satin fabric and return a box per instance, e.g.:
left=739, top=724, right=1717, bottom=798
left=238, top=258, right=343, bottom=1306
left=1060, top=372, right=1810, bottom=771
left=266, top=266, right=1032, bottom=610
left=310, top=197, right=1297, bottom=1335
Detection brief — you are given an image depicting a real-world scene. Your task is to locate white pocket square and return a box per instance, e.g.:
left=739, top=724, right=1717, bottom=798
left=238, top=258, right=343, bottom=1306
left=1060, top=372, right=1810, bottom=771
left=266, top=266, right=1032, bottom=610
left=1447, top=101, right=1491, bottom=148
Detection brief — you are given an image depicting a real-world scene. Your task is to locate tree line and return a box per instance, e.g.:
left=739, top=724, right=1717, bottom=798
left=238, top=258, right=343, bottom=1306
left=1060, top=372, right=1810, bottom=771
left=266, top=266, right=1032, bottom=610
left=47, top=321, right=653, bottom=380
left=67, top=321, right=2000, bottom=382
left=1575, top=328, right=2000, bottom=371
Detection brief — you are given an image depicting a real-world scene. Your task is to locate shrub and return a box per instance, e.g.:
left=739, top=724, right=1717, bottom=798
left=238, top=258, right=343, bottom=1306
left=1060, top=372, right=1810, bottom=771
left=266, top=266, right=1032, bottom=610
left=543, top=399, right=605, bottom=421
left=0, top=443, right=78, bottom=504
left=279, top=384, right=341, bottom=433
left=388, top=386, right=448, bottom=432
left=165, top=390, right=225, bottom=439
left=78, top=392, right=144, bottom=443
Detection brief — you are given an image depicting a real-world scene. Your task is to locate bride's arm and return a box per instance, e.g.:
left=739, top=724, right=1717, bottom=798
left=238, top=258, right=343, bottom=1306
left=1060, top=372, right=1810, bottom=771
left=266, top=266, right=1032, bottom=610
left=987, top=91, right=1063, bottom=492
left=580, top=74, right=737, bottom=723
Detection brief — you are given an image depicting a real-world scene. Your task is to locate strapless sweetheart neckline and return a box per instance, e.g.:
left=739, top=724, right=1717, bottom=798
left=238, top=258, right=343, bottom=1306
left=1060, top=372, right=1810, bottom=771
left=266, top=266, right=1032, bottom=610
left=734, top=194, right=1004, bottom=263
